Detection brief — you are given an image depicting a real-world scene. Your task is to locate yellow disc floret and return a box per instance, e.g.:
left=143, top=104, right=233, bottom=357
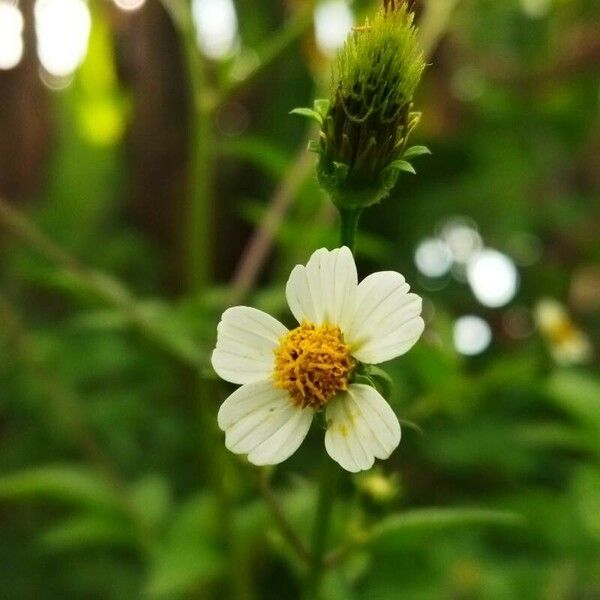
left=273, top=322, right=354, bottom=409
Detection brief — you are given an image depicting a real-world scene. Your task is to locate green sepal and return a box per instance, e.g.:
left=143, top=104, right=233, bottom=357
left=313, top=98, right=330, bottom=118
left=362, top=365, right=394, bottom=399
left=332, top=161, right=350, bottom=183
left=402, top=145, right=431, bottom=159
left=388, top=159, right=416, bottom=175
left=307, top=140, right=321, bottom=153
left=352, top=364, right=394, bottom=399
left=399, top=419, right=424, bottom=436
left=289, top=107, right=323, bottom=126
left=381, top=167, right=400, bottom=192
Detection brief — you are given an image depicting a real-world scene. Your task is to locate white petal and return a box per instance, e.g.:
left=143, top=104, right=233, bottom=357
left=211, top=306, right=287, bottom=385
left=325, top=384, right=401, bottom=472
left=217, top=380, right=313, bottom=466
left=285, top=247, right=357, bottom=330
left=346, top=271, right=424, bottom=364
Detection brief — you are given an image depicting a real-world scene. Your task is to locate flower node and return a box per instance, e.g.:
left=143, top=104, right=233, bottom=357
left=273, top=322, right=354, bottom=409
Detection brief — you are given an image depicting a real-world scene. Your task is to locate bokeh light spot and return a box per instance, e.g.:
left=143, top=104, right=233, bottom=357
left=440, top=218, right=482, bottom=264
left=453, top=316, right=492, bottom=356
left=314, top=0, right=353, bottom=57
left=0, top=2, right=24, bottom=70
left=192, top=0, right=239, bottom=60
left=414, top=237, right=453, bottom=278
left=35, top=0, right=91, bottom=78
left=467, top=249, right=519, bottom=308
left=520, top=0, right=551, bottom=19
left=113, top=0, right=145, bottom=12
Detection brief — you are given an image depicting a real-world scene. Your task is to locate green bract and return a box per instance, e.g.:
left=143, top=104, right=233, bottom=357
left=294, top=3, right=428, bottom=209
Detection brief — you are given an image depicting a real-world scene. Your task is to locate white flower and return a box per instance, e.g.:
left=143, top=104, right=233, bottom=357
left=211, top=247, right=424, bottom=472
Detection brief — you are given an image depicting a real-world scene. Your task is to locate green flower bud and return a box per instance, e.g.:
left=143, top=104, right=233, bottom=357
left=293, top=1, right=428, bottom=210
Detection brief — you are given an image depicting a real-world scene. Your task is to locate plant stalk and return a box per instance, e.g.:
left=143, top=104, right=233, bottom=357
left=303, top=206, right=359, bottom=598
left=303, top=457, right=340, bottom=599
left=339, top=207, right=362, bottom=251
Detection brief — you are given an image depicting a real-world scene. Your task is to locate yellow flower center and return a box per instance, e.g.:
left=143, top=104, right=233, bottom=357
left=273, top=322, right=354, bottom=409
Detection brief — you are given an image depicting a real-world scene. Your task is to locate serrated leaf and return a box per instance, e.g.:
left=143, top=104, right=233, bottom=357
left=0, top=466, right=123, bottom=514
left=402, top=145, right=431, bottom=159
left=388, top=160, right=416, bottom=175
left=290, top=107, right=323, bottom=126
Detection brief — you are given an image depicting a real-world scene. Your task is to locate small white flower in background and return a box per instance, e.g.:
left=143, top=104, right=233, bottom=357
left=211, top=247, right=424, bottom=472
left=534, top=298, right=592, bottom=365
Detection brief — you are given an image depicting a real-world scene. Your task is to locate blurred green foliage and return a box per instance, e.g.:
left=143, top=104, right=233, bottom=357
left=0, top=0, right=599, bottom=598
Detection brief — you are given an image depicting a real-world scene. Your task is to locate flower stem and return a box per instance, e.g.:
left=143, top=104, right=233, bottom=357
left=302, top=205, right=361, bottom=598
left=339, top=207, right=362, bottom=251
left=303, top=457, right=340, bottom=599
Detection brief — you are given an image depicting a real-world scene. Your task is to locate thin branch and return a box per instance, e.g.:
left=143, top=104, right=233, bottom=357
left=258, top=469, right=312, bottom=566
left=228, top=144, right=315, bottom=305
left=0, top=197, right=206, bottom=369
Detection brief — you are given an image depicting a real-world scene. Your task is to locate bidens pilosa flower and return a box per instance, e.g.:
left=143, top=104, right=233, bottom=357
left=211, top=247, right=424, bottom=472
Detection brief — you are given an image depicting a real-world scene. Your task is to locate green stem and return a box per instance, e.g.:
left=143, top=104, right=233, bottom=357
left=339, top=207, right=362, bottom=251
left=303, top=457, right=340, bottom=600
left=161, top=4, right=252, bottom=597
left=302, top=205, right=361, bottom=598
left=181, top=10, right=214, bottom=292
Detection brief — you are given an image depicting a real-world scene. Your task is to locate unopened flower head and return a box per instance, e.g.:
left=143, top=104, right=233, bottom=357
left=211, top=247, right=424, bottom=472
left=315, top=1, right=426, bottom=209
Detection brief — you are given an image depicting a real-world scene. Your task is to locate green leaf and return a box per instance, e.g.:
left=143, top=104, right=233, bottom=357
left=145, top=542, right=224, bottom=599
left=145, top=493, right=224, bottom=598
left=128, top=475, right=171, bottom=531
left=388, top=159, right=416, bottom=174
left=0, top=466, right=123, bottom=514
left=546, top=371, right=600, bottom=432
left=402, top=145, right=431, bottom=159
left=41, top=514, right=136, bottom=551
left=290, top=107, right=323, bottom=126
left=370, top=508, right=524, bottom=541
left=218, top=137, right=290, bottom=179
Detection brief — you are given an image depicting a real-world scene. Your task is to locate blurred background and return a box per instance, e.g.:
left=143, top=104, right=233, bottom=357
left=0, top=0, right=599, bottom=598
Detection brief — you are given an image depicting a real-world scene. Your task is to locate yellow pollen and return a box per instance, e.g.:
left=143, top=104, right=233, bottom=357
left=273, top=322, right=354, bottom=409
